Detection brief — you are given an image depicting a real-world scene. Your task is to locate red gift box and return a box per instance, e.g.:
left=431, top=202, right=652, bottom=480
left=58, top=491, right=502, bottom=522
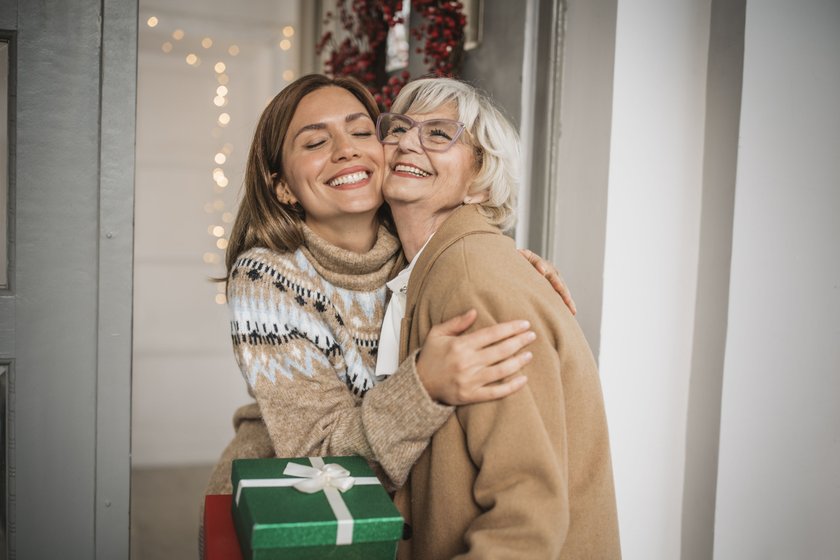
left=204, top=494, right=243, bottom=560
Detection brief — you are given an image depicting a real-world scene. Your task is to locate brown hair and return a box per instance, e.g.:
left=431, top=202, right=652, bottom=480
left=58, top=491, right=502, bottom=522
left=224, top=74, right=382, bottom=276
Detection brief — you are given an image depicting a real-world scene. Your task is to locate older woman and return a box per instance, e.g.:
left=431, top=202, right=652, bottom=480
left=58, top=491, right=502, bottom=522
left=379, top=78, right=620, bottom=559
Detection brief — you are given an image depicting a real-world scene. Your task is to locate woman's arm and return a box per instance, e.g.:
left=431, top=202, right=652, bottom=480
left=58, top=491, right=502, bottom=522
left=518, top=248, right=577, bottom=315
left=228, top=256, right=535, bottom=488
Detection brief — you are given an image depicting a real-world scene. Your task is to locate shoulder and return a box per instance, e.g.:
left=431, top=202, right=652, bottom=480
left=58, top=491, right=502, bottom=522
left=229, top=246, right=318, bottom=288
left=431, top=232, right=532, bottom=290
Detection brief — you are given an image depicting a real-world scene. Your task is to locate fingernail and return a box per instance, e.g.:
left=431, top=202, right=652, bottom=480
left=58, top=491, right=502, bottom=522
left=523, top=351, right=533, bottom=361
left=526, top=331, right=536, bottom=342
left=519, top=320, right=530, bottom=329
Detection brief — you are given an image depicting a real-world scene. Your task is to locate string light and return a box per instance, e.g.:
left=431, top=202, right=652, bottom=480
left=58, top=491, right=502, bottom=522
left=216, top=85, right=229, bottom=96
left=212, top=226, right=225, bottom=237
left=217, top=74, right=229, bottom=85
left=279, top=39, right=292, bottom=51
left=161, top=42, right=173, bottom=53
left=283, top=26, right=295, bottom=37
left=214, top=152, right=226, bottom=164
left=228, top=45, right=240, bottom=56
left=147, top=16, right=159, bottom=28
left=172, top=29, right=185, bottom=40
left=186, top=53, right=199, bottom=66
left=217, top=113, right=231, bottom=126
left=214, top=62, right=226, bottom=73
left=201, top=37, right=213, bottom=48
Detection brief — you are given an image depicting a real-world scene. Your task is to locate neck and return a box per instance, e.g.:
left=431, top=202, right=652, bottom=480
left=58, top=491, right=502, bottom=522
left=390, top=203, right=458, bottom=261
left=305, top=211, right=380, bottom=253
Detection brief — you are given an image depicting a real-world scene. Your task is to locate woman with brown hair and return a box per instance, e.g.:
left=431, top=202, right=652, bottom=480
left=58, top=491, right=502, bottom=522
left=204, top=74, right=573, bottom=497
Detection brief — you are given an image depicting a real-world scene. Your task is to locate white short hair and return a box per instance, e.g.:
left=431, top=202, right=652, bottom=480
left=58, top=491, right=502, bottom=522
left=390, top=78, right=520, bottom=231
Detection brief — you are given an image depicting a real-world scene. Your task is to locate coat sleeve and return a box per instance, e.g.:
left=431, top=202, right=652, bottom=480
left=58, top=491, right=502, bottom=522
left=435, top=244, right=572, bottom=558
left=228, top=260, right=452, bottom=489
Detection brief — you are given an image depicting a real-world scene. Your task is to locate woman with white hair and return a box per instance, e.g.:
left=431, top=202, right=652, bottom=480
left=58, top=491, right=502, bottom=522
left=378, top=78, right=621, bottom=559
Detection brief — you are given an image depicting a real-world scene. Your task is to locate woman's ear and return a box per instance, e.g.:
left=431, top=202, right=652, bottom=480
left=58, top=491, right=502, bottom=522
left=274, top=178, right=299, bottom=206
left=463, top=189, right=489, bottom=205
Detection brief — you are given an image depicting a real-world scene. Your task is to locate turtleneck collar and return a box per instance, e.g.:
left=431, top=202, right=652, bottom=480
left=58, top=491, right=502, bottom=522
left=299, top=223, right=402, bottom=291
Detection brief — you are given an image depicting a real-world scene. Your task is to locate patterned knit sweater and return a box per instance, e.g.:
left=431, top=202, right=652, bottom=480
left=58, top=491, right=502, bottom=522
left=205, top=225, right=452, bottom=495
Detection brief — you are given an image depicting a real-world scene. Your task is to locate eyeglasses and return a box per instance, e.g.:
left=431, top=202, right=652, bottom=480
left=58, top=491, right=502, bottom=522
left=376, top=113, right=466, bottom=152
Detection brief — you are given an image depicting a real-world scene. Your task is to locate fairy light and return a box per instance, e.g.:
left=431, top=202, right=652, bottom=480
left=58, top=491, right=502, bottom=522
left=283, top=26, right=295, bottom=37
left=217, top=113, right=231, bottom=126
left=147, top=16, right=159, bottom=28
left=212, top=226, right=225, bottom=238
left=217, top=74, right=229, bottom=85
left=201, top=37, right=213, bottom=48
left=213, top=95, right=227, bottom=107
left=228, top=45, right=240, bottom=56
left=216, top=85, right=229, bottom=96
left=186, top=53, right=199, bottom=66
left=161, top=42, right=173, bottom=53
left=279, top=39, right=291, bottom=51
left=172, top=29, right=185, bottom=40
left=214, top=152, right=226, bottom=164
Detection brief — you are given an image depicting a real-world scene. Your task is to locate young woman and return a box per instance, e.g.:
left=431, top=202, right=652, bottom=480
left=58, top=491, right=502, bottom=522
left=204, top=74, right=573, bottom=496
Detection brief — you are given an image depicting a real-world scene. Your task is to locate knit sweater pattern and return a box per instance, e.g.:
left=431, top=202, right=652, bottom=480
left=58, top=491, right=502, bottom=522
left=229, top=225, right=397, bottom=397
left=205, top=225, right=451, bottom=496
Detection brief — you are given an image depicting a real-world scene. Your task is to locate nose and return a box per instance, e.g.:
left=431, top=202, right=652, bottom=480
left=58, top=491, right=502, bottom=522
left=396, top=125, right=423, bottom=153
left=331, top=132, right=361, bottom=161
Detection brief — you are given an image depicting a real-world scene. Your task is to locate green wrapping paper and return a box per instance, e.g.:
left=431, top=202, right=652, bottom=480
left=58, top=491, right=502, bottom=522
left=231, top=456, right=404, bottom=560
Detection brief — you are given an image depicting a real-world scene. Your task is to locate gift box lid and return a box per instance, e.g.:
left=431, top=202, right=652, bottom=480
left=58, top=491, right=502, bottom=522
left=231, top=456, right=404, bottom=550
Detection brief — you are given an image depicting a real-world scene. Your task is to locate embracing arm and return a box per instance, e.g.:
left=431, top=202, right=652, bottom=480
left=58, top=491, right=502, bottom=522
left=228, top=260, right=534, bottom=489
left=229, top=267, right=448, bottom=488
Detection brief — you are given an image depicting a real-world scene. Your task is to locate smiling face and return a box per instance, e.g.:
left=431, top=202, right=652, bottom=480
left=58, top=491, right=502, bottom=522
left=280, top=86, right=384, bottom=242
left=382, top=103, right=479, bottom=226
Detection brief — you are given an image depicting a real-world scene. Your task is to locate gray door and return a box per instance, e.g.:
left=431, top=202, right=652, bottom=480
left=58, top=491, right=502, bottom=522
left=0, top=1, right=136, bottom=558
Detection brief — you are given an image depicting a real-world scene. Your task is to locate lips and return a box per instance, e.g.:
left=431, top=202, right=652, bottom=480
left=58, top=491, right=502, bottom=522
left=327, top=167, right=371, bottom=188
left=393, top=163, right=432, bottom=178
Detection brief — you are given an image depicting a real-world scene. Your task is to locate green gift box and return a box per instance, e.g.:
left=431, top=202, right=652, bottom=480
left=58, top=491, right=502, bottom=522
left=231, top=456, right=404, bottom=560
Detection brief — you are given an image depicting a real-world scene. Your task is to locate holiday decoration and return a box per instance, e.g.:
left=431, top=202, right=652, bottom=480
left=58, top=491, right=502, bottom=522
left=317, top=0, right=467, bottom=108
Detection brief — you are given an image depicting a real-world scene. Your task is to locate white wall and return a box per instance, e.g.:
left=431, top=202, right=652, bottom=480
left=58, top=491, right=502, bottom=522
left=132, top=0, right=301, bottom=466
left=598, top=1, right=711, bottom=558
left=714, top=0, right=840, bottom=557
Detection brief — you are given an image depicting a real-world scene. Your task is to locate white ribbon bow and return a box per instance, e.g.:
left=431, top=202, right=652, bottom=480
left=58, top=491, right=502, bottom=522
left=282, top=462, right=357, bottom=494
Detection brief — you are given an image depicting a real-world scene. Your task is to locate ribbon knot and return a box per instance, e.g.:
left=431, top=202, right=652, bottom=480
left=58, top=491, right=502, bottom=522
left=283, top=462, right=357, bottom=494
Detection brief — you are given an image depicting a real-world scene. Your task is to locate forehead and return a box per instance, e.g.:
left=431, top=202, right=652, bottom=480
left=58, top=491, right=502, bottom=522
left=292, top=86, right=372, bottom=126
left=404, top=101, right=459, bottom=122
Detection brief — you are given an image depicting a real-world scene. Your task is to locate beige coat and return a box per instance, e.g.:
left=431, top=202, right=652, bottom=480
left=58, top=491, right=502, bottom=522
left=394, top=205, right=620, bottom=559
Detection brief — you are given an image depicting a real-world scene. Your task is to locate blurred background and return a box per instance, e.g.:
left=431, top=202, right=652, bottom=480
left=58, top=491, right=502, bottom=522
left=1, top=0, right=836, bottom=559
